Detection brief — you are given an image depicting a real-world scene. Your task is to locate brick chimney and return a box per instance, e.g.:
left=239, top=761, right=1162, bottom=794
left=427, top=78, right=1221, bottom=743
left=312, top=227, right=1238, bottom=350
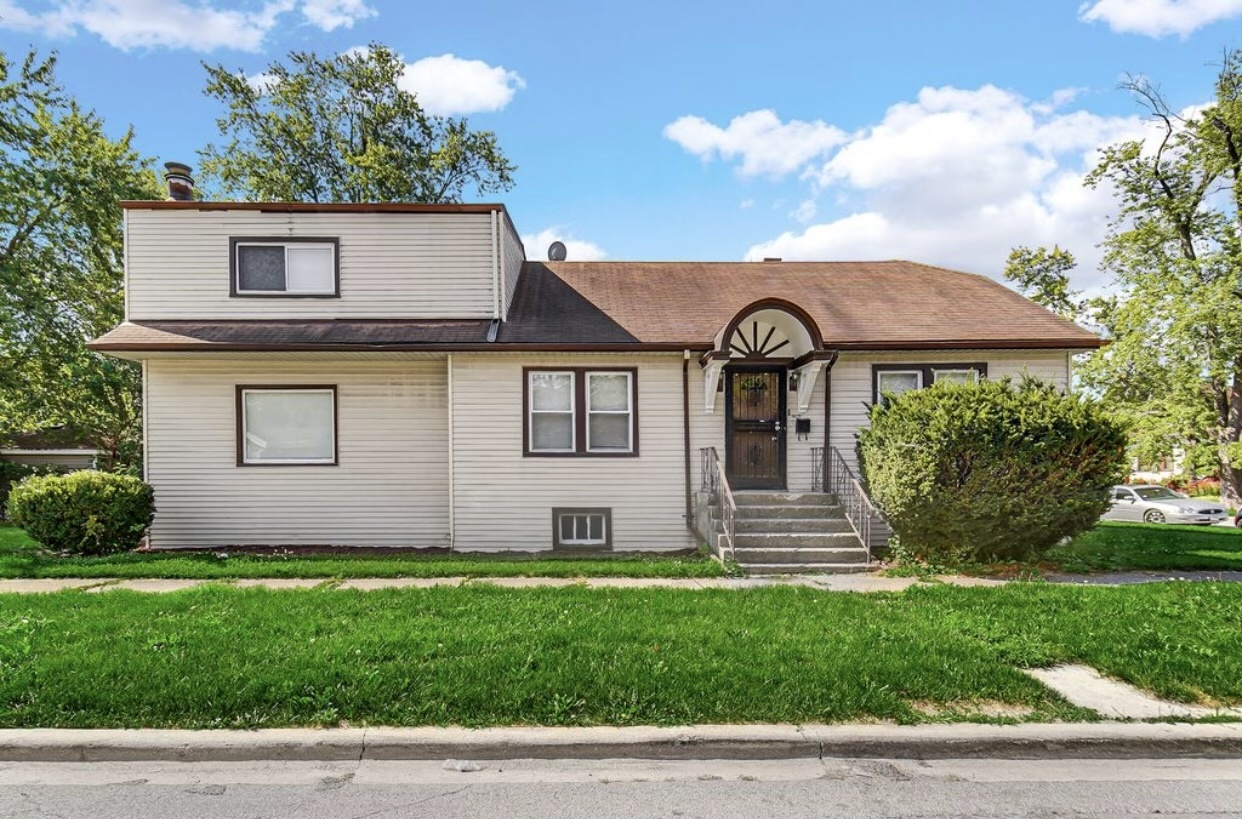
left=163, top=162, right=194, bottom=201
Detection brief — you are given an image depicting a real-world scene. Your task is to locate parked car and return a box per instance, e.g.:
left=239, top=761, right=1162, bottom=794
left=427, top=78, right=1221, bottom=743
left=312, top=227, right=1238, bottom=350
left=1104, top=485, right=1228, bottom=525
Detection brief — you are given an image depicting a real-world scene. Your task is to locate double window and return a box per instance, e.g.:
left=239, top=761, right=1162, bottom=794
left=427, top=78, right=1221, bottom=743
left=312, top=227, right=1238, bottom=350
left=872, top=363, right=987, bottom=403
left=231, top=238, right=339, bottom=297
left=525, top=368, right=638, bottom=456
left=237, top=386, right=337, bottom=466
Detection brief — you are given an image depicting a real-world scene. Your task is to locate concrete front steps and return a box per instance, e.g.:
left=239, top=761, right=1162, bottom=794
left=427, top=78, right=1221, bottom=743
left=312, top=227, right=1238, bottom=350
left=721, top=492, right=871, bottom=574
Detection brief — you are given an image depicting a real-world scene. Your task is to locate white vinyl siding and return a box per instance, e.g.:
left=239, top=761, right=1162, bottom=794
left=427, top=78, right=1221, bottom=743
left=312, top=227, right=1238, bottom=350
left=453, top=353, right=695, bottom=551
left=501, top=214, right=525, bottom=319
left=127, top=209, right=497, bottom=320
left=145, top=358, right=449, bottom=548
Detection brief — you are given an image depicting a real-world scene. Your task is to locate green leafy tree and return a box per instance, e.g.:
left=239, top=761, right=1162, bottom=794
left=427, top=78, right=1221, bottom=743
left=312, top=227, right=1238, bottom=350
left=199, top=44, right=516, bottom=203
left=0, top=49, right=162, bottom=469
left=1079, top=54, right=1242, bottom=504
left=1003, top=245, right=1084, bottom=319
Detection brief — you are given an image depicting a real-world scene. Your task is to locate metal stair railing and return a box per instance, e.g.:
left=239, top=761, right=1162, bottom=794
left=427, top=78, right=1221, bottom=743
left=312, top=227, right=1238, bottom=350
left=825, top=446, right=885, bottom=562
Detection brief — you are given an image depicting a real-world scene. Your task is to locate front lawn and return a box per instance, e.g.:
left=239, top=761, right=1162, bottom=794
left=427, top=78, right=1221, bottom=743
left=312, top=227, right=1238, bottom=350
left=0, top=582, right=1238, bottom=728
left=0, top=525, right=724, bottom=579
left=1047, top=521, right=1242, bottom=572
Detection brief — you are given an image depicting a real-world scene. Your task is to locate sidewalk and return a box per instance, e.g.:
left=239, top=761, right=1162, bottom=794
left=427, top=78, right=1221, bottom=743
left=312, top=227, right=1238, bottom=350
left=1, top=570, right=1239, bottom=594
left=0, top=723, right=1238, bottom=763
left=0, top=574, right=994, bottom=594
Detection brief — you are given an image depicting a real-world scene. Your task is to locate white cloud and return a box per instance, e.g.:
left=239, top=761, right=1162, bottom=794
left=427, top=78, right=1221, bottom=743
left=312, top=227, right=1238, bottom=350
left=739, top=199, right=755, bottom=209
left=724, top=85, right=1158, bottom=290
left=521, top=228, right=607, bottom=262
left=1079, top=0, right=1242, bottom=38
left=399, top=53, right=525, bottom=116
left=0, top=0, right=375, bottom=52
left=663, top=109, right=846, bottom=178
left=244, top=71, right=278, bottom=93
left=299, top=0, right=373, bottom=30
left=790, top=199, right=817, bottom=223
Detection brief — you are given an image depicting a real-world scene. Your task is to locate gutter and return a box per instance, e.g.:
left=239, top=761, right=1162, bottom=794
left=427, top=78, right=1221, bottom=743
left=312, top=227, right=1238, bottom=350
left=682, top=351, right=692, bottom=530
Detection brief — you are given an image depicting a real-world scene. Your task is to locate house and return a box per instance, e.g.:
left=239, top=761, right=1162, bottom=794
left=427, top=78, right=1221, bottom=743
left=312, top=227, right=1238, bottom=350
left=89, top=170, right=1102, bottom=572
left=0, top=427, right=98, bottom=470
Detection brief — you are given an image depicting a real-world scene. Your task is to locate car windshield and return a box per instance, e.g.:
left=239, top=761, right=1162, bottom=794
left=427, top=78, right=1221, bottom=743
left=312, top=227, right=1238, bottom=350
left=1133, top=487, right=1183, bottom=501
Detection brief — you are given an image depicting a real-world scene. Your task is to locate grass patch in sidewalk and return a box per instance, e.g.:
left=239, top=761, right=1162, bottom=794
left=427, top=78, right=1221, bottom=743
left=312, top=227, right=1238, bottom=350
left=1047, top=521, right=1242, bottom=572
left=0, top=525, right=724, bottom=580
left=0, top=582, right=1239, bottom=729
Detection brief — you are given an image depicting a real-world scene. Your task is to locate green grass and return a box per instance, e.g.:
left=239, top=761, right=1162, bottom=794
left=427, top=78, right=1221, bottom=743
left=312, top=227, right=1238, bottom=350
left=0, top=525, right=724, bottom=579
left=1048, top=521, right=1242, bottom=572
left=0, top=582, right=1239, bottom=729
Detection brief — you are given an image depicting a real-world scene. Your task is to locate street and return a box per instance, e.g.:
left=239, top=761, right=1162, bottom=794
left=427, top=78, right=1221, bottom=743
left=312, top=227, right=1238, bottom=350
left=0, top=756, right=1239, bottom=818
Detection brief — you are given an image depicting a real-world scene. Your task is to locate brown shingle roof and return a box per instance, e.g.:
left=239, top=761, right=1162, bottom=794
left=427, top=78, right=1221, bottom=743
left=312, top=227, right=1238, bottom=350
left=91, top=319, right=494, bottom=351
left=89, top=260, right=1101, bottom=353
left=499, top=260, right=1101, bottom=349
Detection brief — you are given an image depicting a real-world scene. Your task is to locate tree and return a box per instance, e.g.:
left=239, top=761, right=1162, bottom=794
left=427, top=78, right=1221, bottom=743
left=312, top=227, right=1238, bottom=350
left=199, top=44, right=516, bottom=203
left=0, top=49, right=162, bottom=469
left=1081, top=52, right=1242, bottom=505
left=1003, top=245, right=1084, bottom=319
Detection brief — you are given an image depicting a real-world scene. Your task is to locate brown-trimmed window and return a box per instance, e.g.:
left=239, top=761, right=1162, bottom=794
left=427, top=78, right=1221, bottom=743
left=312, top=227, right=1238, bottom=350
left=552, top=507, right=612, bottom=549
left=524, top=368, right=638, bottom=456
left=237, top=386, right=338, bottom=466
left=231, top=238, right=340, bottom=297
left=872, top=363, right=987, bottom=403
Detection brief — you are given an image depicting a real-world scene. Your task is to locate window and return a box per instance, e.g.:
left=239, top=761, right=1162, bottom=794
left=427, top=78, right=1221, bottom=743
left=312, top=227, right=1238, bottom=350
left=931, top=368, right=980, bottom=385
left=231, top=238, right=339, bottom=296
left=871, top=363, right=988, bottom=403
left=876, top=370, right=922, bottom=398
left=1113, top=487, right=1135, bottom=501
left=587, top=372, right=633, bottom=452
left=552, top=508, right=612, bottom=549
left=237, top=386, right=337, bottom=465
left=529, top=372, right=576, bottom=453
left=524, top=368, right=638, bottom=456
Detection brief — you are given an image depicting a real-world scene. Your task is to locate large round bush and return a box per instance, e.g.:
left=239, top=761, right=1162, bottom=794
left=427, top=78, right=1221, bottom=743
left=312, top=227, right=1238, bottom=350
left=7, top=471, right=155, bottom=555
left=858, top=377, right=1127, bottom=563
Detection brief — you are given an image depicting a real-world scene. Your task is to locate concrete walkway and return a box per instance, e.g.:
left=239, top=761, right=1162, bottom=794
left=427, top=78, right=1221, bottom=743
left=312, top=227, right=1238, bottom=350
left=1025, top=665, right=1242, bottom=720
left=0, top=570, right=1238, bottom=594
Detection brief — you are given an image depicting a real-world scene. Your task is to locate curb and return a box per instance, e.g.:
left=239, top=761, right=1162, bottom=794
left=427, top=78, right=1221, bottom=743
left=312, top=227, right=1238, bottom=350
left=0, top=723, right=1239, bottom=763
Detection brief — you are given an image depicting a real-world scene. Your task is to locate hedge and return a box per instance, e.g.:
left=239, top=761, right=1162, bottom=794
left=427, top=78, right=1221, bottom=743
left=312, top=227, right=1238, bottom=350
left=858, top=377, right=1128, bottom=563
left=7, top=471, right=155, bottom=555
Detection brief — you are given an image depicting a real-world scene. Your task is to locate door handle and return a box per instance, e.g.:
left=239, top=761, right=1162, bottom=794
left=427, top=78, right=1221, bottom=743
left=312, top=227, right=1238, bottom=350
left=774, top=421, right=782, bottom=432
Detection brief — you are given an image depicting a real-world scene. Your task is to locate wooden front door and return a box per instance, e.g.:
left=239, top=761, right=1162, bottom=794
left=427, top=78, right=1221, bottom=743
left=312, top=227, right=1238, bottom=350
left=725, top=367, right=787, bottom=489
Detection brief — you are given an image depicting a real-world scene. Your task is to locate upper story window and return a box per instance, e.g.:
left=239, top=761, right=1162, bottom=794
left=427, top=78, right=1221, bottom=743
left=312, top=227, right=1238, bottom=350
left=872, top=363, right=988, bottom=403
left=230, top=238, right=339, bottom=297
left=524, top=368, right=638, bottom=457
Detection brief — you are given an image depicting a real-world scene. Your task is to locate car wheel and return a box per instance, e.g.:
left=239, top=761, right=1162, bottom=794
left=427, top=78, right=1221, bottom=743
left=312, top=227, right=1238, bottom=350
left=1144, top=510, right=1166, bottom=524
left=1235, top=517, right=1242, bottom=528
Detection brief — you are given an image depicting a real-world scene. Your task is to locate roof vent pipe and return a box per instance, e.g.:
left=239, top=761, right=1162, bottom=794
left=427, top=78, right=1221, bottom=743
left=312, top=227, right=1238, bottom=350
left=163, top=162, right=194, bottom=201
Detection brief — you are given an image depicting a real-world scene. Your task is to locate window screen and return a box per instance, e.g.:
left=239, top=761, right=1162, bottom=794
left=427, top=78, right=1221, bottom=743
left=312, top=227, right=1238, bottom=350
left=235, top=242, right=336, bottom=295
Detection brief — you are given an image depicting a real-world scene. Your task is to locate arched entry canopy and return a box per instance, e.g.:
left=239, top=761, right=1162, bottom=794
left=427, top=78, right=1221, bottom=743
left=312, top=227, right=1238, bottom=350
left=702, top=298, right=837, bottom=414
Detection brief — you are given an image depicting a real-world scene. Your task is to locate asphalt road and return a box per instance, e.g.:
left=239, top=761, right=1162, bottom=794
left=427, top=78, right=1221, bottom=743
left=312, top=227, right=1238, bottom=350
left=1, top=756, right=1240, bottom=818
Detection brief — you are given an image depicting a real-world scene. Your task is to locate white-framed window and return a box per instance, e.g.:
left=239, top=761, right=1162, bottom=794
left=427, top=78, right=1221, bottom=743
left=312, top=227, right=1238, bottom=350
left=586, top=371, right=633, bottom=453
left=553, top=508, right=612, bottom=548
left=876, top=370, right=923, bottom=398
left=932, top=368, right=980, bottom=385
left=233, top=239, right=337, bottom=296
left=528, top=371, right=576, bottom=453
left=525, top=368, right=639, bottom=456
left=238, top=386, right=337, bottom=465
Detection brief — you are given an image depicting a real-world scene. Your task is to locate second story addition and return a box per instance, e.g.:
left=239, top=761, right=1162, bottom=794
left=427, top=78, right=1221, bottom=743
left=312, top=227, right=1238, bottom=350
left=123, top=200, right=525, bottom=322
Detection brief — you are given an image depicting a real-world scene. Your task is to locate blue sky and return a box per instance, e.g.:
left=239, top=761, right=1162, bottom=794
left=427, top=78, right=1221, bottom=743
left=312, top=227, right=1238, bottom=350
left=1, top=0, right=1239, bottom=287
